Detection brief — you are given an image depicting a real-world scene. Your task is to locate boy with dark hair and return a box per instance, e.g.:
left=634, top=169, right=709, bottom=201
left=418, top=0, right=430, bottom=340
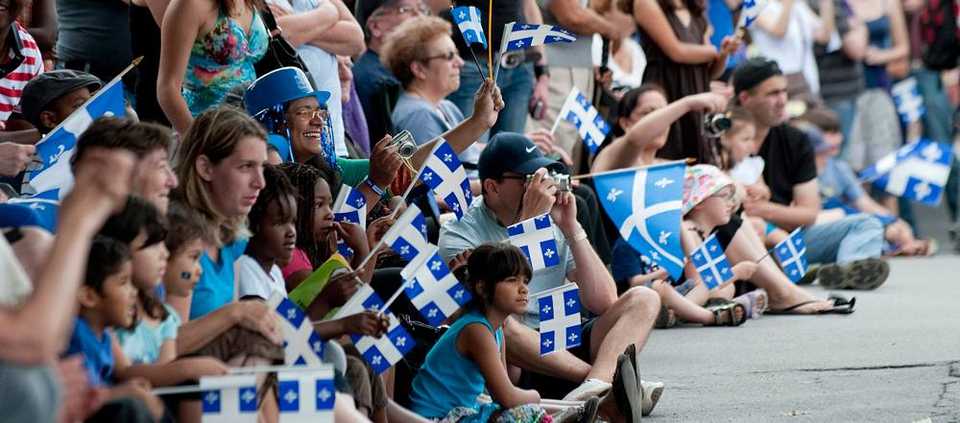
left=19, top=69, right=103, bottom=134
left=72, top=117, right=179, bottom=213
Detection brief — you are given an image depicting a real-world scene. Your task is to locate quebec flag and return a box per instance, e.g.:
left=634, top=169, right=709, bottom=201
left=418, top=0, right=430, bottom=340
left=595, top=162, right=687, bottom=280
left=268, top=294, right=325, bottom=366
left=200, top=374, right=258, bottom=423
left=333, top=184, right=366, bottom=259
left=276, top=367, right=335, bottom=422
left=333, top=284, right=416, bottom=375
left=774, top=228, right=808, bottom=283
left=537, top=283, right=581, bottom=357
left=690, top=234, right=734, bottom=290
left=400, top=245, right=472, bottom=326
left=891, top=77, right=926, bottom=125
left=502, top=22, right=576, bottom=51
left=417, top=140, right=472, bottom=220
left=557, top=87, right=610, bottom=155
left=507, top=213, right=561, bottom=270
left=452, top=6, right=487, bottom=48
left=859, top=140, right=954, bottom=206
left=22, top=78, right=126, bottom=199
left=4, top=195, right=59, bottom=232
left=381, top=204, right=431, bottom=263
left=739, top=0, right=769, bottom=28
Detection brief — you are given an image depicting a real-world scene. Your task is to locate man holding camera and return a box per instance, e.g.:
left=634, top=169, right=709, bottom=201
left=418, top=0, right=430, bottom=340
left=438, top=132, right=664, bottom=414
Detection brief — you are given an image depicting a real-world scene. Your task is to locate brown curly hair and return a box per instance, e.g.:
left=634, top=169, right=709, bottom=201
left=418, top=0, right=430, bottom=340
left=380, top=15, right=453, bottom=88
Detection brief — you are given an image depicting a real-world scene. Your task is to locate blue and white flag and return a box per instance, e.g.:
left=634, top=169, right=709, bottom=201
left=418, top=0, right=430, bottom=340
left=557, top=87, right=610, bottom=155
left=690, top=234, right=734, bottom=290
left=200, top=374, right=258, bottom=423
left=268, top=294, right=325, bottom=366
left=333, top=184, right=366, bottom=259
left=333, top=284, right=416, bottom=374
left=859, top=139, right=954, bottom=206
left=507, top=213, right=561, bottom=270
left=537, top=283, right=581, bottom=357
left=417, top=141, right=473, bottom=219
left=774, top=228, right=808, bottom=283
left=400, top=245, right=472, bottom=326
left=739, top=0, right=769, bottom=28
left=594, top=162, right=687, bottom=280
left=276, top=367, right=335, bottom=422
left=501, top=22, right=576, bottom=51
left=22, top=79, right=126, bottom=199
left=452, top=6, right=487, bottom=48
left=891, top=77, right=926, bottom=126
left=4, top=195, right=60, bottom=232
left=381, top=204, right=431, bottom=263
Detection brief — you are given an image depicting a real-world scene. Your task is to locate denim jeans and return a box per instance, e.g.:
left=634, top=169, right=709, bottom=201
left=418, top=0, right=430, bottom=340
left=447, top=59, right=534, bottom=143
left=802, top=214, right=884, bottom=264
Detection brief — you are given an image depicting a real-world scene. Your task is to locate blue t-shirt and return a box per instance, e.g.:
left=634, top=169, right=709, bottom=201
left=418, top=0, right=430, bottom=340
left=190, top=238, right=248, bottom=320
left=408, top=309, right=503, bottom=418
left=63, top=317, right=114, bottom=387
left=818, top=158, right=865, bottom=207
left=115, top=305, right=181, bottom=365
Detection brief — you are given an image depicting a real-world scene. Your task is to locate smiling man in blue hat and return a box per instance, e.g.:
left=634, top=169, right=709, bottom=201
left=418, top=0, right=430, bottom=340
left=438, top=132, right=665, bottom=419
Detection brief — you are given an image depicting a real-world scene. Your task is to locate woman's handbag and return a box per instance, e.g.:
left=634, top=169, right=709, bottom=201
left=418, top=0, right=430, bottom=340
left=255, top=5, right=318, bottom=87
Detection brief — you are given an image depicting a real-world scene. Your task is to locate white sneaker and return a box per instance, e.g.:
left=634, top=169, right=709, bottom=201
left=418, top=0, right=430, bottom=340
left=563, top=378, right=612, bottom=401
left=640, top=380, right=664, bottom=416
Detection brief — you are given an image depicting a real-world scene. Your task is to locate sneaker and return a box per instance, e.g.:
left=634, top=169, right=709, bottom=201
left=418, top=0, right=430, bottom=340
left=817, top=258, right=890, bottom=290
left=552, top=396, right=600, bottom=423
left=640, top=380, right=664, bottom=416
left=563, top=378, right=612, bottom=401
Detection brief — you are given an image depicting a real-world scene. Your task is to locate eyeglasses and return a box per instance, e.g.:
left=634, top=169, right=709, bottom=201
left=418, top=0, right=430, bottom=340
left=420, top=51, right=458, bottom=63
left=291, top=107, right=329, bottom=121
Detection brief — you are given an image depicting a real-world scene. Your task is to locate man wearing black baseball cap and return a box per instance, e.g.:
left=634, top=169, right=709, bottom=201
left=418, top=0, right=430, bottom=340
left=724, top=57, right=888, bottom=294
left=20, top=69, right=102, bottom=134
left=439, top=132, right=663, bottom=419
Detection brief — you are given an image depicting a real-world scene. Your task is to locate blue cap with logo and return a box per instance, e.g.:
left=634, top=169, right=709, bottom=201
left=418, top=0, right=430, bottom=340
left=478, top=132, right=567, bottom=181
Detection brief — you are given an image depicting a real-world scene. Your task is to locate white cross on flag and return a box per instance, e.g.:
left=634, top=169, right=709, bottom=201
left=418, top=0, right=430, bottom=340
left=557, top=87, right=610, bottom=155
left=268, top=294, right=325, bottom=366
left=773, top=227, right=808, bottom=284
left=537, top=283, right=582, bottom=357
left=276, top=366, right=336, bottom=422
left=381, top=204, right=432, bottom=264
left=400, top=245, right=472, bottom=326
left=891, top=77, right=926, bottom=125
left=452, top=6, right=487, bottom=48
left=859, top=139, right=954, bottom=206
left=200, top=374, right=258, bottom=423
left=333, top=183, right=367, bottom=259
left=502, top=22, right=576, bottom=52
left=690, top=234, right=734, bottom=290
left=738, top=0, right=769, bottom=28
left=416, top=140, right=473, bottom=220
left=333, top=284, right=416, bottom=374
left=507, top=213, right=561, bottom=271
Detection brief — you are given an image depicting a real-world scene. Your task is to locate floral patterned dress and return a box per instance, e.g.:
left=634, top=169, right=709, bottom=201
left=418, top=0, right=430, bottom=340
left=183, top=9, right=268, bottom=116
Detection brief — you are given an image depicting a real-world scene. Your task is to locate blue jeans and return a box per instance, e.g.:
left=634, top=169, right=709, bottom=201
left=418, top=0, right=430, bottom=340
left=802, top=214, right=884, bottom=264
left=447, top=60, right=534, bottom=142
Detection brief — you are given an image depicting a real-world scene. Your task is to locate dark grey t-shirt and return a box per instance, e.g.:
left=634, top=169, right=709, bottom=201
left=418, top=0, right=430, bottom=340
left=56, top=0, right=132, bottom=72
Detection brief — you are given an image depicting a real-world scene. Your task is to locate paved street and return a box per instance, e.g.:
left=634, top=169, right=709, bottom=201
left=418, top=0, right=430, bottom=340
left=639, top=202, right=960, bottom=422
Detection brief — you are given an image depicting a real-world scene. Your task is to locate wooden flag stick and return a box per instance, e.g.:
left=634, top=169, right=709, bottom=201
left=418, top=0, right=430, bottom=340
left=487, top=0, right=493, bottom=78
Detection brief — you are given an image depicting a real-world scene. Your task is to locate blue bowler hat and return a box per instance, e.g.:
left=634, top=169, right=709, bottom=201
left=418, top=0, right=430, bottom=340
left=244, top=67, right=331, bottom=117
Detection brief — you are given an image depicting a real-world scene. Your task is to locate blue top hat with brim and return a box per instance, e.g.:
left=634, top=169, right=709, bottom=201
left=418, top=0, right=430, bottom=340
left=244, top=67, right=331, bottom=117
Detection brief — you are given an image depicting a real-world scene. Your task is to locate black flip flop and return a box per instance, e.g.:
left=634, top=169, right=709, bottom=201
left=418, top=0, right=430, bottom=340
left=767, top=297, right=856, bottom=315
left=613, top=353, right=642, bottom=423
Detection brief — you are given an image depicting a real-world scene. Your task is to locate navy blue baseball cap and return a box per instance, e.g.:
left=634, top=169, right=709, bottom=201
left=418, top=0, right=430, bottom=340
left=478, top=132, right=567, bottom=181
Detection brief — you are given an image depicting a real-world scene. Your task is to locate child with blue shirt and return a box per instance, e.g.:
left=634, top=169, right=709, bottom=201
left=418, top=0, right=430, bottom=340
left=409, top=243, right=624, bottom=423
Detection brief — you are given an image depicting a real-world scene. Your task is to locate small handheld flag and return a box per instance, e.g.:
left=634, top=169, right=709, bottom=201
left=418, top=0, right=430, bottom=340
left=537, top=283, right=582, bottom=356
left=333, top=183, right=367, bottom=259
left=891, top=77, right=926, bottom=126
left=416, top=140, right=473, bottom=220
left=739, top=0, right=770, bottom=29
left=690, top=234, right=734, bottom=290
left=554, top=87, right=610, bottom=155
left=494, top=22, right=576, bottom=80
left=774, top=228, right=808, bottom=283
left=276, top=367, right=336, bottom=422
left=268, top=294, right=326, bottom=366
left=594, top=162, right=687, bottom=280
left=200, top=374, right=259, bottom=423
left=859, top=140, right=954, bottom=206
left=381, top=204, right=432, bottom=263
left=452, top=6, right=487, bottom=48
left=400, top=245, right=472, bottom=326
left=333, top=284, right=416, bottom=374
left=507, top=213, right=561, bottom=271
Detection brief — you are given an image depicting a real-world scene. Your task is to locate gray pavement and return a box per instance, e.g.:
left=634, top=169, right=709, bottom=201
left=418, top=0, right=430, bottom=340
left=639, top=255, right=960, bottom=422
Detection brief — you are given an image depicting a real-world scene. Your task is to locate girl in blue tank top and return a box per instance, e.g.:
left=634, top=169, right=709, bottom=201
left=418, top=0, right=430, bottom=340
left=408, top=244, right=595, bottom=422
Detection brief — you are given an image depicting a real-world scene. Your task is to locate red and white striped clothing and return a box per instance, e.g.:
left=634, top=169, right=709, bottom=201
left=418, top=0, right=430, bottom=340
left=0, top=23, right=42, bottom=124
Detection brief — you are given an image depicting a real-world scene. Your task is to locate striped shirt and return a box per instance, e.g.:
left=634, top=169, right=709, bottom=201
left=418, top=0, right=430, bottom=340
left=0, top=23, right=42, bottom=124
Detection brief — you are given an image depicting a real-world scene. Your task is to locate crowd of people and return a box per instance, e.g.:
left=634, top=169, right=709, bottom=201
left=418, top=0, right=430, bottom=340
left=0, top=0, right=958, bottom=421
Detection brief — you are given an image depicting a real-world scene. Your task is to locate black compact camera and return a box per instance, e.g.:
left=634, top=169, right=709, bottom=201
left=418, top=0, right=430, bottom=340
left=703, top=113, right=732, bottom=138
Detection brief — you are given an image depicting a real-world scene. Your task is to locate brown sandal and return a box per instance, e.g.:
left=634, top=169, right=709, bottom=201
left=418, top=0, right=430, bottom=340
left=706, top=301, right=747, bottom=326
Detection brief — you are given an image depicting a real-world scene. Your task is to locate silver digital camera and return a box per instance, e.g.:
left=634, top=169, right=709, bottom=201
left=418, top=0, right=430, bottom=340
left=526, top=171, right=571, bottom=193
left=389, top=130, right=418, bottom=159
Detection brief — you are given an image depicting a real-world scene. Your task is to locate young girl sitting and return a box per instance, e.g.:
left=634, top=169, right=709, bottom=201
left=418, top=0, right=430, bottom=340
left=238, top=165, right=299, bottom=300
left=409, top=243, right=610, bottom=423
